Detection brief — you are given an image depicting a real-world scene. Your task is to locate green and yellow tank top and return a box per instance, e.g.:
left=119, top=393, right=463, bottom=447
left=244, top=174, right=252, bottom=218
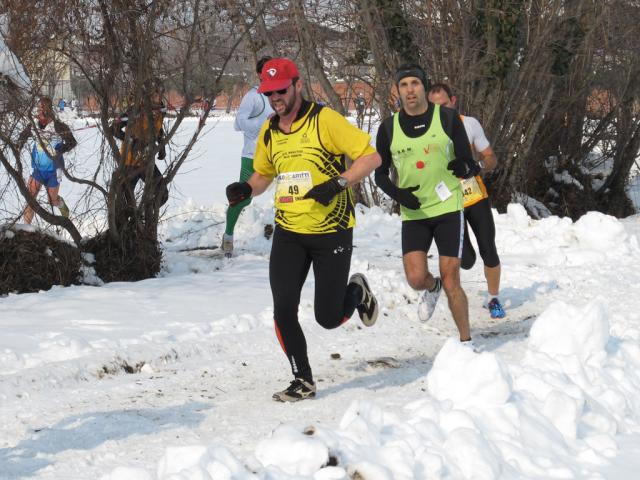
left=390, top=104, right=463, bottom=220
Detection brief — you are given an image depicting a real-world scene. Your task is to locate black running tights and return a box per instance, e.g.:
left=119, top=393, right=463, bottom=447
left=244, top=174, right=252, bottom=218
left=269, top=226, right=360, bottom=382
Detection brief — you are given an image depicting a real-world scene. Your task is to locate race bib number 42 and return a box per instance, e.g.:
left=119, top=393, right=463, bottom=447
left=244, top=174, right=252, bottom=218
left=461, top=177, right=484, bottom=205
left=275, top=171, right=313, bottom=204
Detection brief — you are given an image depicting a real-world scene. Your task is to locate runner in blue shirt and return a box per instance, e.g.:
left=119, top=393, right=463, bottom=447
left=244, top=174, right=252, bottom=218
left=20, top=97, right=77, bottom=224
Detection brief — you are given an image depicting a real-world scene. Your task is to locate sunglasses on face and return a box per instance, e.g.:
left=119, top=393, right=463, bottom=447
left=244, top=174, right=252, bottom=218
left=264, top=86, right=289, bottom=97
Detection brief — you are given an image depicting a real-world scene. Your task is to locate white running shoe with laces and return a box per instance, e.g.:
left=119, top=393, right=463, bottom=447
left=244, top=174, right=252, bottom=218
left=418, top=277, right=442, bottom=322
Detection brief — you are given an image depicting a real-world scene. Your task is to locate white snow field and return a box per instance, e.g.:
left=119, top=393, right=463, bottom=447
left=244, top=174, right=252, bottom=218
left=1, top=118, right=640, bottom=479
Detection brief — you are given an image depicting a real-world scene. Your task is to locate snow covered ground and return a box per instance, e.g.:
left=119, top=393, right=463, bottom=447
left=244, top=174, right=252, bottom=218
left=2, top=119, right=640, bottom=479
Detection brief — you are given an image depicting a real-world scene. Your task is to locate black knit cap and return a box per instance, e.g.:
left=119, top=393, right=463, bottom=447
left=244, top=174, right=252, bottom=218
left=256, top=56, right=272, bottom=75
left=395, top=64, right=428, bottom=88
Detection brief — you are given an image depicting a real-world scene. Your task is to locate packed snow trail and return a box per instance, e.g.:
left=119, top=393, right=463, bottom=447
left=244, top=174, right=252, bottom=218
left=2, top=202, right=640, bottom=479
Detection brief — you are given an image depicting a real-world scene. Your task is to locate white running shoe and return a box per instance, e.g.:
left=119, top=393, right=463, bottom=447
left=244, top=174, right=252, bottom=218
left=460, top=338, right=480, bottom=353
left=417, top=277, right=442, bottom=322
left=221, top=233, right=233, bottom=258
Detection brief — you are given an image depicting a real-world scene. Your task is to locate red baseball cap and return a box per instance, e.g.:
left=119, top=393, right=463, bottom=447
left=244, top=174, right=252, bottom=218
left=257, top=58, right=300, bottom=94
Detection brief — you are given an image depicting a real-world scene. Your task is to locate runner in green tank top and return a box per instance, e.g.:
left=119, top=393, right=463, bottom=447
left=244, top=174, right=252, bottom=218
left=375, top=64, right=481, bottom=348
left=390, top=103, right=463, bottom=220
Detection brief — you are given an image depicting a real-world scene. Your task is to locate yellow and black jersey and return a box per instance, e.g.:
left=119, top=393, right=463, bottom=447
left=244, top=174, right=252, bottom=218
left=253, top=101, right=375, bottom=234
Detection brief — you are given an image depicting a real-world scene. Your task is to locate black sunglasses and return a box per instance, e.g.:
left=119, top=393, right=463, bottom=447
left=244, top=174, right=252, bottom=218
left=264, top=86, right=289, bottom=97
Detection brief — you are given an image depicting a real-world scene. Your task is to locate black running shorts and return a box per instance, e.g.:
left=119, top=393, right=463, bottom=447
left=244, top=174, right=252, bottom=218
left=401, top=210, right=464, bottom=258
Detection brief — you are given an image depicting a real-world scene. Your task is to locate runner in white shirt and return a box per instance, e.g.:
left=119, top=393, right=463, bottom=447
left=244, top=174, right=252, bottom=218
left=221, top=56, right=274, bottom=257
left=428, top=83, right=505, bottom=319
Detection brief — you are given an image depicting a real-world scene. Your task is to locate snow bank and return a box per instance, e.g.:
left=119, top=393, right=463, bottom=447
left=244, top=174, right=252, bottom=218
left=292, top=299, right=640, bottom=479
left=5, top=182, right=640, bottom=479
left=498, top=205, right=639, bottom=267
left=100, top=297, right=640, bottom=479
left=255, top=425, right=329, bottom=476
left=99, top=444, right=257, bottom=480
left=156, top=444, right=256, bottom=480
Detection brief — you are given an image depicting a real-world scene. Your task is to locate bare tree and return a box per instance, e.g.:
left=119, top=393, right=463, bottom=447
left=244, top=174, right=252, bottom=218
left=0, top=0, right=246, bottom=281
left=291, top=0, right=345, bottom=113
left=4, top=0, right=638, bottom=288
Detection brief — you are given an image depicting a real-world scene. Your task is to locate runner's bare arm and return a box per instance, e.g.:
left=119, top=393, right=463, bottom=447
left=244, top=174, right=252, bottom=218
left=340, top=151, right=382, bottom=186
left=478, top=146, right=498, bottom=171
left=247, top=172, right=273, bottom=196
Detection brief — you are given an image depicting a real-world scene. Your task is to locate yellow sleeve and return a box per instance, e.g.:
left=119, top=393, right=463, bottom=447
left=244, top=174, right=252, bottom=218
left=318, top=108, right=375, bottom=159
left=252, top=120, right=276, bottom=178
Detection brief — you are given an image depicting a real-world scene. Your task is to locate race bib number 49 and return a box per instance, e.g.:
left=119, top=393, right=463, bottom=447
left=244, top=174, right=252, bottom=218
left=275, top=171, right=313, bottom=205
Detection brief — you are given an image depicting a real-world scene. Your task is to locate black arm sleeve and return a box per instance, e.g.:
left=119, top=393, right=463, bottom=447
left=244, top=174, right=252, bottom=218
left=374, top=117, right=400, bottom=200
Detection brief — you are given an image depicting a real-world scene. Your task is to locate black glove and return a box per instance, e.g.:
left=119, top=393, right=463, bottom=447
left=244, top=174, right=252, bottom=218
left=303, top=177, right=346, bottom=206
left=226, top=181, right=252, bottom=206
left=395, top=185, right=421, bottom=209
left=447, top=158, right=481, bottom=179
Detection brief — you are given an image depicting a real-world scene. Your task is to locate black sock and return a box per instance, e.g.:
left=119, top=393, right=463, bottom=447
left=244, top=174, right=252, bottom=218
left=342, top=282, right=363, bottom=318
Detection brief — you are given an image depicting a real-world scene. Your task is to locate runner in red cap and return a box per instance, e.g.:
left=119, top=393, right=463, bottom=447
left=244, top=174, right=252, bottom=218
left=225, top=57, right=382, bottom=402
left=256, top=58, right=300, bottom=94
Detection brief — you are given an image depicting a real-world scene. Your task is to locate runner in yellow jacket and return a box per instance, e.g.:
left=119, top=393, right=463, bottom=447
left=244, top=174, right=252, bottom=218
left=225, top=58, right=382, bottom=402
